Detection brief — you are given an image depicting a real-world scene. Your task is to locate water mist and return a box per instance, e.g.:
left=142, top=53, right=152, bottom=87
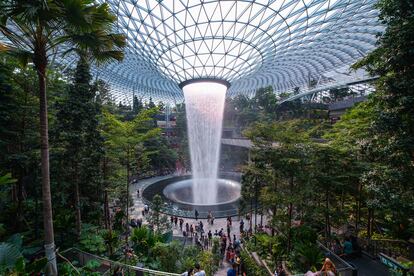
left=183, top=81, right=227, bottom=205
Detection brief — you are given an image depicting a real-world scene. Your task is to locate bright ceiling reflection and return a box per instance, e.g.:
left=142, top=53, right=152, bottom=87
left=94, top=0, right=382, bottom=103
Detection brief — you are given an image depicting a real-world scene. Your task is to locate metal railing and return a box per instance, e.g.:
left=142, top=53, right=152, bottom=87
left=141, top=197, right=242, bottom=219
left=358, top=238, right=412, bottom=259
left=60, top=248, right=180, bottom=276
left=318, top=242, right=356, bottom=276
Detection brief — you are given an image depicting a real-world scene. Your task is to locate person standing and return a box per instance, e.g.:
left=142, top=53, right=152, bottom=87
left=194, top=263, right=206, bottom=276
left=208, top=230, right=213, bottom=246
left=179, top=218, right=184, bottom=231
left=239, top=219, right=244, bottom=233
left=199, top=220, right=204, bottom=233
left=227, top=263, right=237, bottom=276
left=204, top=235, right=209, bottom=249
left=181, top=268, right=193, bottom=276
left=343, top=237, right=353, bottom=256
left=195, top=209, right=199, bottom=220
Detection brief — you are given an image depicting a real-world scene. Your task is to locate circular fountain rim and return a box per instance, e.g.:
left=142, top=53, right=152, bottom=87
left=178, top=78, right=231, bottom=89
left=141, top=175, right=242, bottom=219
left=162, top=178, right=241, bottom=206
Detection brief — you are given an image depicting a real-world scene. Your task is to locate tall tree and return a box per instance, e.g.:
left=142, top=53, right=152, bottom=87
left=101, top=108, right=160, bottom=243
left=353, top=0, right=414, bottom=238
left=54, top=56, right=105, bottom=238
left=0, top=1, right=125, bottom=273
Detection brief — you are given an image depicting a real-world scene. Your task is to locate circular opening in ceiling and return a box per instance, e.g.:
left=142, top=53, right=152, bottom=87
left=156, top=38, right=263, bottom=82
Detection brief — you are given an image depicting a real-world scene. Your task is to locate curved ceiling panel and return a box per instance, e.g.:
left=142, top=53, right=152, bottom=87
left=94, top=0, right=382, bottom=103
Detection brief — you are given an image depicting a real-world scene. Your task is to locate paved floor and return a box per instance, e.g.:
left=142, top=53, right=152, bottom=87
left=348, top=255, right=390, bottom=276
left=129, top=176, right=256, bottom=275
left=129, top=176, right=391, bottom=276
left=129, top=176, right=252, bottom=241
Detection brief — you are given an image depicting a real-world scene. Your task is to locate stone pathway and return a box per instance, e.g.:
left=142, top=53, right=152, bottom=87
left=129, top=176, right=256, bottom=239
left=129, top=176, right=270, bottom=276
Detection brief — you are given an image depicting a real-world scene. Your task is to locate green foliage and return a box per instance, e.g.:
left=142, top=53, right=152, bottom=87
left=146, top=195, right=171, bottom=234
left=78, top=225, right=106, bottom=255
left=101, top=230, right=119, bottom=257
left=291, top=226, right=317, bottom=245
left=130, top=226, right=161, bottom=256
left=0, top=233, right=47, bottom=275
left=291, top=242, right=324, bottom=272
left=0, top=173, right=17, bottom=186
left=152, top=241, right=180, bottom=272
left=198, top=250, right=218, bottom=276
left=0, top=242, right=22, bottom=272
left=59, top=260, right=102, bottom=276
left=211, top=237, right=221, bottom=268
left=351, top=0, right=414, bottom=238
left=240, top=250, right=268, bottom=276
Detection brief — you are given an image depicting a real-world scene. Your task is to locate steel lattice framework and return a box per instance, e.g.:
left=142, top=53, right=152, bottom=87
left=92, top=0, right=382, bottom=104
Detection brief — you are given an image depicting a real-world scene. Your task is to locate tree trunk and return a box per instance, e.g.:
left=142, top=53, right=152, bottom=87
left=125, top=152, right=130, bottom=247
left=272, top=205, right=277, bottom=236
left=15, top=88, right=29, bottom=231
left=367, top=208, right=374, bottom=239
left=103, top=157, right=109, bottom=227
left=287, top=203, right=293, bottom=254
left=104, top=189, right=109, bottom=229
left=254, top=178, right=258, bottom=232
left=74, top=171, right=82, bottom=239
left=355, top=183, right=362, bottom=233
left=287, top=176, right=293, bottom=254
left=37, top=65, right=57, bottom=275
left=325, top=188, right=331, bottom=239
left=16, top=175, right=23, bottom=231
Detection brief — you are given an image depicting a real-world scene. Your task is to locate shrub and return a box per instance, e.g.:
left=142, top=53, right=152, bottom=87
left=240, top=250, right=267, bottom=276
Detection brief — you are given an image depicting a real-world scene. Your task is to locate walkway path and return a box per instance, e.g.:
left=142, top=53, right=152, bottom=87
left=129, top=176, right=390, bottom=276
left=348, top=254, right=390, bottom=276
left=129, top=176, right=258, bottom=276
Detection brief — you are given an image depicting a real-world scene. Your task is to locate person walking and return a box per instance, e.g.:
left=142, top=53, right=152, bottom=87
left=199, top=220, right=204, bottom=233
left=194, top=263, right=206, bottom=276
left=207, top=210, right=212, bottom=224
left=204, top=235, right=209, bottom=249
left=208, top=230, right=213, bottom=246
left=227, top=263, right=237, bottom=276
left=179, top=218, right=184, bottom=231
left=190, top=224, right=194, bottom=237
left=195, top=209, right=199, bottom=221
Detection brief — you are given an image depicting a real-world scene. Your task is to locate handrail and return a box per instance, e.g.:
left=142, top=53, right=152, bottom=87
left=60, top=247, right=180, bottom=276
left=357, top=237, right=411, bottom=259
left=141, top=197, right=243, bottom=219
left=317, top=241, right=354, bottom=272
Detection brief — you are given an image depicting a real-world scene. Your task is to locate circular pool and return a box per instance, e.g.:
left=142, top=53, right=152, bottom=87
left=142, top=175, right=242, bottom=218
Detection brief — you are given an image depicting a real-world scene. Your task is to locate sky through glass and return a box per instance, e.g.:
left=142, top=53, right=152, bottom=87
left=69, top=1, right=385, bottom=103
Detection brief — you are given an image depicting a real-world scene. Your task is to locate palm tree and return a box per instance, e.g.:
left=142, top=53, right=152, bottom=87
left=0, top=1, right=125, bottom=274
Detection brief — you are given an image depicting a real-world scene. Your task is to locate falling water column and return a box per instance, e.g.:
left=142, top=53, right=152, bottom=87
left=182, top=80, right=228, bottom=205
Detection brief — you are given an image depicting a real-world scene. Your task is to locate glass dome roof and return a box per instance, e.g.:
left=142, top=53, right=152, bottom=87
left=95, top=0, right=382, bottom=103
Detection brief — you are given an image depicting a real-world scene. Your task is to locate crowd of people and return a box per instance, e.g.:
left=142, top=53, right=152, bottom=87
left=128, top=188, right=353, bottom=276
left=329, top=235, right=361, bottom=258
left=305, top=258, right=337, bottom=276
